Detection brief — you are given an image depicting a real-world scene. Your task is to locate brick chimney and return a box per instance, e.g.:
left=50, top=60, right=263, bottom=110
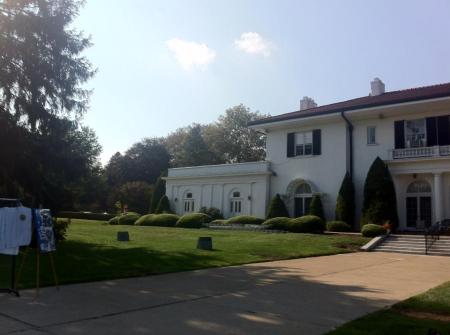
left=370, top=78, right=385, bottom=96
left=300, top=96, right=317, bottom=110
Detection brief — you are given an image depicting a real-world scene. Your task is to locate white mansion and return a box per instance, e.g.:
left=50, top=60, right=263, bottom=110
left=164, top=79, right=450, bottom=231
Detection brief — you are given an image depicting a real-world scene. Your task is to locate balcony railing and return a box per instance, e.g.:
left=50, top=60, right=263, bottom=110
left=390, top=145, right=450, bottom=160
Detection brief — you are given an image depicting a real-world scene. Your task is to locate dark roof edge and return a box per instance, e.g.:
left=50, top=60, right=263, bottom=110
left=248, top=87, right=450, bottom=127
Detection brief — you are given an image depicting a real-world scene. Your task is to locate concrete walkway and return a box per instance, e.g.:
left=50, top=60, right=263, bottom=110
left=1, top=252, right=449, bottom=335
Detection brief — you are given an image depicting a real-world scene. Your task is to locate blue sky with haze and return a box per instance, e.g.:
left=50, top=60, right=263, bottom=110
left=75, top=0, right=450, bottom=163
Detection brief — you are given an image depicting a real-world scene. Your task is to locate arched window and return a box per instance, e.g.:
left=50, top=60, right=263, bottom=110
left=183, top=191, right=195, bottom=213
left=407, top=180, right=431, bottom=194
left=294, top=183, right=313, bottom=217
left=230, top=190, right=242, bottom=215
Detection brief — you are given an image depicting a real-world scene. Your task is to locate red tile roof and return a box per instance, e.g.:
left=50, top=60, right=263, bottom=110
left=248, top=82, right=450, bottom=126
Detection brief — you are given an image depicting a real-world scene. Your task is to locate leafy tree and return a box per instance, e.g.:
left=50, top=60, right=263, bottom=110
left=335, top=172, right=355, bottom=228
left=0, top=0, right=95, bottom=131
left=308, top=195, right=325, bottom=220
left=115, top=181, right=154, bottom=214
left=361, top=157, right=398, bottom=228
left=155, top=195, right=172, bottom=214
left=203, top=104, right=268, bottom=163
left=167, top=124, right=220, bottom=167
left=149, top=172, right=167, bottom=213
left=266, top=194, right=289, bottom=219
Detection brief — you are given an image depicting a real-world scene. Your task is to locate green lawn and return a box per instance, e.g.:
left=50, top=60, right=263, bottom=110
left=0, top=219, right=368, bottom=289
left=326, top=281, right=450, bottom=335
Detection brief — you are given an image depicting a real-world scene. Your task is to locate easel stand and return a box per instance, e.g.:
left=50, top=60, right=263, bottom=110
left=0, top=255, right=20, bottom=297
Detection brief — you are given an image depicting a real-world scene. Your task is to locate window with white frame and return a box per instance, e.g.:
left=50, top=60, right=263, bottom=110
left=183, top=192, right=195, bottom=213
left=405, top=118, right=426, bottom=148
left=367, top=126, right=376, bottom=145
left=295, top=131, right=313, bottom=156
left=230, top=191, right=242, bottom=215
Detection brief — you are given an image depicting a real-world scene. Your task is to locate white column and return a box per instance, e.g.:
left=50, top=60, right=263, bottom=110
left=434, top=173, right=444, bottom=223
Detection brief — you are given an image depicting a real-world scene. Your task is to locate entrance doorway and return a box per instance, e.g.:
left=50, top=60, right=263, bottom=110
left=405, top=180, right=432, bottom=229
left=294, top=183, right=312, bottom=217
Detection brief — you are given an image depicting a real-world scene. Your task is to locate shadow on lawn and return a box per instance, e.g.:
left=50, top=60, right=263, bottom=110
left=0, top=239, right=225, bottom=289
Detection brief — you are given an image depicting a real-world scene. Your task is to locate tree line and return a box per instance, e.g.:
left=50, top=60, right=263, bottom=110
left=0, top=0, right=267, bottom=214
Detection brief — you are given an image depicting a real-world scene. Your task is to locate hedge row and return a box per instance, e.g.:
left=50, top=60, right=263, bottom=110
left=57, top=211, right=116, bottom=221
left=263, top=216, right=325, bottom=233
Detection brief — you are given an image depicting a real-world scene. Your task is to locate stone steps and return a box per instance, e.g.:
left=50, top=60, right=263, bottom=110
left=373, top=235, right=450, bottom=256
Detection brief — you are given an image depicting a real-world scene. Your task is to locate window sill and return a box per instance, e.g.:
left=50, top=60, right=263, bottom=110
left=288, top=154, right=316, bottom=159
left=367, top=143, right=379, bottom=146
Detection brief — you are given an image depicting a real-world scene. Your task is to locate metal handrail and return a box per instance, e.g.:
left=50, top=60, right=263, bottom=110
left=425, top=222, right=440, bottom=255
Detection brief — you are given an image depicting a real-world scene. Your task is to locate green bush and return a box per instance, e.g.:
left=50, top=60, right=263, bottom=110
left=227, top=215, right=264, bottom=225
left=155, top=195, right=173, bottom=214
left=54, top=218, right=70, bottom=243
left=199, top=207, right=224, bottom=220
left=361, top=223, right=387, bottom=237
left=266, top=194, right=289, bottom=219
left=109, top=212, right=141, bottom=225
left=335, top=172, right=355, bottom=228
left=209, top=219, right=228, bottom=225
left=118, top=212, right=141, bottom=225
left=290, top=215, right=325, bottom=233
left=108, top=216, right=120, bottom=225
left=176, top=213, right=211, bottom=228
left=135, top=213, right=179, bottom=227
left=309, top=195, right=325, bottom=220
left=263, top=217, right=291, bottom=230
left=326, top=221, right=352, bottom=232
left=361, top=157, right=398, bottom=228
left=58, top=211, right=115, bottom=221
left=149, top=172, right=166, bottom=213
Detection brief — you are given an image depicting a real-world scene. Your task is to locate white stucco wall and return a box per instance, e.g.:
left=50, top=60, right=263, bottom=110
left=165, top=162, right=271, bottom=218
left=265, top=120, right=348, bottom=221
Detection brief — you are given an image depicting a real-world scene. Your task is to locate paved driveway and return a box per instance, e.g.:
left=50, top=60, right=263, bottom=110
left=1, top=252, right=450, bottom=335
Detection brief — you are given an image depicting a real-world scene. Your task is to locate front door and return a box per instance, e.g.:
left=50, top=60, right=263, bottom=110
left=406, top=196, right=432, bottom=229
left=294, top=197, right=312, bottom=217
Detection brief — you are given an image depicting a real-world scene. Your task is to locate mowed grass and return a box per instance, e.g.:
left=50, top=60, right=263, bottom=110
left=0, top=219, right=368, bottom=289
left=326, top=281, right=450, bottom=335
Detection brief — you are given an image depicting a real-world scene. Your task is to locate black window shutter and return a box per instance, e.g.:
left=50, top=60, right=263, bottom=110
left=287, top=133, right=295, bottom=157
left=437, top=115, right=450, bottom=145
left=426, top=117, right=437, bottom=146
left=312, top=129, right=321, bottom=155
left=394, top=120, right=405, bottom=149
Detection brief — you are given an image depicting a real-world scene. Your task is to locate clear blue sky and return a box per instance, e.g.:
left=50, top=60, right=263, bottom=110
left=74, top=0, right=450, bottom=164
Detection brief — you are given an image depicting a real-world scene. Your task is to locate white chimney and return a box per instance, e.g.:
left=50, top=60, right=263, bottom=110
left=300, top=96, right=317, bottom=110
left=370, top=78, right=385, bottom=96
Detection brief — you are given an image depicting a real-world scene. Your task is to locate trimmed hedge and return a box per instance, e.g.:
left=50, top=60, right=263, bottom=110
left=58, top=211, right=115, bottom=221
left=290, top=215, right=325, bottom=233
left=199, top=207, right=224, bottom=221
left=227, top=215, right=264, bottom=225
left=326, top=221, right=352, bottom=232
left=266, top=194, right=289, bottom=219
left=209, top=219, right=228, bottom=225
left=263, top=217, right=291, bottom=230
left=135, top=214, right=179, bottom=227
left=176, top=213, right=211, bottom=228
left=361, top=223, right=387, bottom=237
left=119, top=212, right=141, bottom=225
left=308, top=195, right=325, bottom=220
left=109, top=212, right=141, bottom=225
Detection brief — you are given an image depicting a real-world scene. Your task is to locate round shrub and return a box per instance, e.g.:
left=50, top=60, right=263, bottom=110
left=290, top=215, right=325, bottom=233
left=209, top=219, right=228, bottom=225
left=361, top=224, right=387, bottom=237
left=326, top=221, right=352, bottom=232
left=118, top=212, right=141, bottom=225
left=135, top=214, right=180, bottom=227
left=108, top=216, right=120, bottom=225
left=263, top=217, right=291, bottom=230
left=227, top=215, right=264, bottom=225
left=176, top=213, right=211, bottom=228
left=199, top=207, right=224, bottom=220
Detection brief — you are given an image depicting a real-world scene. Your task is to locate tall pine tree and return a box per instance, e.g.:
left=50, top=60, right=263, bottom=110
left=335, top=172, right=355, bottom=228
left=361, top=157, right=398, bottom=228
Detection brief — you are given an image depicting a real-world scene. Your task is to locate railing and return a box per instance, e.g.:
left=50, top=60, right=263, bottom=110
left=425, top=219, right=450, bottom=254
left=425, top=222, right=440, bottom=255
left=390, top=145, right=450, bottom=160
